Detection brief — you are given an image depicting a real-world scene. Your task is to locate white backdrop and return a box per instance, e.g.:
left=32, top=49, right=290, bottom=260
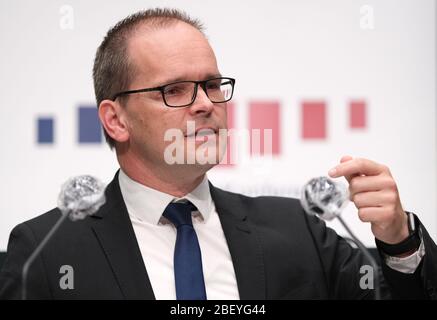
left=0, top=0, right=435, bottom=250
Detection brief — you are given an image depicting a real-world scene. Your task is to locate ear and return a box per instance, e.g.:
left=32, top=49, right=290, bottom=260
left=98, top=99, right=130, bottom=143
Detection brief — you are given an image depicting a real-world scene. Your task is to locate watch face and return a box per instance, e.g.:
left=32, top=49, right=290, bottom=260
left=407, top=212, right=416, bottom=234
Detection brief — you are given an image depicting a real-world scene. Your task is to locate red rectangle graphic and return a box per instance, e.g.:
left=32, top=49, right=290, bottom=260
left=350, top=100, right=367, bottom=129
left=302, top=101, right=326, bottom=139
left=249, top=101, right=280, bottom=155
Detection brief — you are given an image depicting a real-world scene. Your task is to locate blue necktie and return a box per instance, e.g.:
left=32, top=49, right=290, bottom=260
left=163, top=201, right=207, bottom=300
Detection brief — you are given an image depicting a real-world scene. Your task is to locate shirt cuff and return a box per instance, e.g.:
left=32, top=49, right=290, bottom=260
left=383, top=236, right=425, bottom=274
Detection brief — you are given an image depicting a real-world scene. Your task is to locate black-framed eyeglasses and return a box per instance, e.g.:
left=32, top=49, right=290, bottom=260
left=111, top=77, right=236, bottom=108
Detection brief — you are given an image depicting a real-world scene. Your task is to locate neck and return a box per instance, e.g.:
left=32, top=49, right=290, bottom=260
left=117, top=151, right=208, bottom=198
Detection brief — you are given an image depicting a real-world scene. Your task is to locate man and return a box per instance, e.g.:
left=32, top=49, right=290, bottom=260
left=0, top=8, right=436, bottom=300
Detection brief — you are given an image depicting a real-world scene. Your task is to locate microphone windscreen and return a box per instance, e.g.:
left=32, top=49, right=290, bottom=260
left=300, top=176, right=349, bottom=221
left=57, top=175, right=106, bottom=221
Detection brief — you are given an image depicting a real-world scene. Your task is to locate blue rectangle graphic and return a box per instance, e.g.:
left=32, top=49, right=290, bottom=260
left=37, top=117, right=54, bottom=144
left=78, top=106, right=102, bottom=143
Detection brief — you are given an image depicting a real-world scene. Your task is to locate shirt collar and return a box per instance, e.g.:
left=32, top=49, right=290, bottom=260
left=118, top=169, right=213, bottom=225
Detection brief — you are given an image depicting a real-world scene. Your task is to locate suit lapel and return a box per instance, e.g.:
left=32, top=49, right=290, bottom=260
left=88, top=172, right=266, bottom=300
left=90, top=172, right=155, bottom=300
left=210, top=183, right=266, bottom=299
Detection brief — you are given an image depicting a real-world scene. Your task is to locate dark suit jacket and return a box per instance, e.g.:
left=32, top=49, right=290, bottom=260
left=1, top=171, right=436, bottom=299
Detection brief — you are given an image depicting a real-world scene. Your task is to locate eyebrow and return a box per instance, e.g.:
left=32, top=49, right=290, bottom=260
left=156, top=73, right=223, bottom=86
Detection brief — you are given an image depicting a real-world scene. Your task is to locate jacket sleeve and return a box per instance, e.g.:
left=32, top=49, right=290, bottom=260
left=302, top=212, right=389, bottom=299
left=304, top=210, right=437, bottom=299
left=0, top=223, right=52, bottom=299
left=376, top=215, right=437, bottom=300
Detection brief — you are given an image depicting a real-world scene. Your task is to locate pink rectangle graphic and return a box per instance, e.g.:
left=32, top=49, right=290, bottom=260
left=349, top=100, right=367, bottom=129
left=302, top=101, right=326, bottom=139
left=249, top=101, right=280, bottom=155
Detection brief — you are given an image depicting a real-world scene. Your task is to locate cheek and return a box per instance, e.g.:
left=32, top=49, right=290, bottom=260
left=126, top=112, right=157, bottom=148
left=128, top=115, right=148, bottom=136
left=135, top=112, right=181, bottom=147
left=218, top=104, right=228, bottom=127
left=127, top=101, right=187, bottom=141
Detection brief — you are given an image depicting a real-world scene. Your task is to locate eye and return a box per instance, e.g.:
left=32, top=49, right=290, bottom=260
left=206, top=80, right=221, bottom=90
left=164, top=85, right=184, bottom=96
left=164, top=83, right=191, bottom=96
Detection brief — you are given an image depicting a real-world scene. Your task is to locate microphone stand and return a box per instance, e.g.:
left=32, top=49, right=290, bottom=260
left=337, top=215, right=381, bottom=300
left=21, top=210, right=71, bottom=300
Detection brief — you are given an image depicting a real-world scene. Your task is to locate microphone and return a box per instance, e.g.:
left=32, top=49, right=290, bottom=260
left=300, top=176, right=381, bottom=300
left=21, top=175, right=106, bottom=300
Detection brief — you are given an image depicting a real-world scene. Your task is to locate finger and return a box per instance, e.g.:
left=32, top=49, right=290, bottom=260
left=349, top=175, right=396, bottom=197
left=338, top=155, right=357, bottom=183
left=329, top=158, right=385, bottom=179
left=357, top=207, right=388, bottom=223
left=340, top=155, right=353, bottom=163
left=352, top=191, right=393, bottom=209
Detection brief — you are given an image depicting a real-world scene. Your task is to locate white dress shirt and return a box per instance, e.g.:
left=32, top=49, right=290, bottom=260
left=118, top=169, right=424, bottom=299
left=383, top=239, right=425, bottom=273
left=118, top=169, right=240, bottom=300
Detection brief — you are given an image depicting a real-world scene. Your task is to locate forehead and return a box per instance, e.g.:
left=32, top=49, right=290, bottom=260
left=127, top=22, right=219, bottom=85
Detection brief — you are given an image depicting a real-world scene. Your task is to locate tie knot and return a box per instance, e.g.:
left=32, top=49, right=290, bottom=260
left=163, top=201, right=197, bottom=228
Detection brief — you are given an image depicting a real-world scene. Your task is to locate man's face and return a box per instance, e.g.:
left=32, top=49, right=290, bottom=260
left=121, top=22, right=227, bottom=171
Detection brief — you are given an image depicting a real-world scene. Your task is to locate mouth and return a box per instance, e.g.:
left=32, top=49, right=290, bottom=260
left=184, top=127, right=218, bottom=138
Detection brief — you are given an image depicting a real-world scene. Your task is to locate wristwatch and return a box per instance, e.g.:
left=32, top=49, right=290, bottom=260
left=375, top=212, right=421, bottom=256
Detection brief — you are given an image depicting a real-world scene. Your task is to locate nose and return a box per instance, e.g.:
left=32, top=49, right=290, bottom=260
left=188, top=85, right=214, bottom=116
